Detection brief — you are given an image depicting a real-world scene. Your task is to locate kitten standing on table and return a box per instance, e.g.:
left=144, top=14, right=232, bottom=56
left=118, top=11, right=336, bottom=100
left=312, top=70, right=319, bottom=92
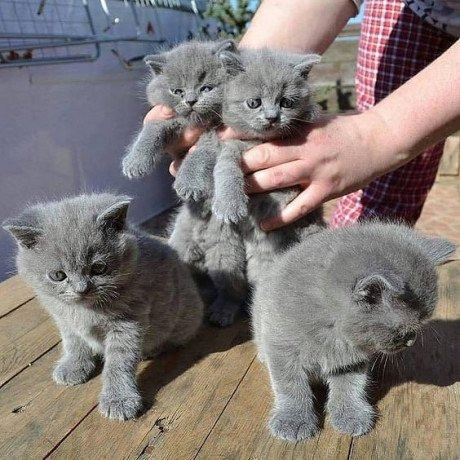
left=3, top=194, right=203, bottom=420
left=252, top=222, right=455, bottom=441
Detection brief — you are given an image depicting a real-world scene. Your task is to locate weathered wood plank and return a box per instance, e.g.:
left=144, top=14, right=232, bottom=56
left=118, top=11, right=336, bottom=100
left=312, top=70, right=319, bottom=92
left=349, top=261, right=459, bottom=459
left=0, top=346, right=100, bottom=459
left=0, top=275, right=35, bottom=318
left=48, top=320, right=255, bottom=459
left=0, top=298, right=60, bottom=386
left=196, top=357, right=352, bottom=460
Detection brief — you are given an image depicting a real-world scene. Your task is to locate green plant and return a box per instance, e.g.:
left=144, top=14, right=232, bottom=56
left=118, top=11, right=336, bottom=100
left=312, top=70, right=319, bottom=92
left=205, top=0, right=260, bottom=39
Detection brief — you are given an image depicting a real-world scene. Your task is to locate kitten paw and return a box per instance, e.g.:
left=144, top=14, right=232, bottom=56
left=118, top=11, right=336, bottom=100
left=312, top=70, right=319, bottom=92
left=207, top=300, right=240, bottom=327
left=122, top=152, right=154, bottom=179
left=269, top=410, right=319, bottom=442
left=212, top=199, right=248, bottom=224
left=99, top=390, right=143, bottom=421
left=53, top=358, right=95, bottom=386
left=329, top=404, right=375, bottom=436
left=173, top=179, right=211, bottom=202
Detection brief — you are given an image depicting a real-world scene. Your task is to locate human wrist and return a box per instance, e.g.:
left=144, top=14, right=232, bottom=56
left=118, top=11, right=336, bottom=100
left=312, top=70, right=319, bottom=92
left=354, top=109, right=413, bottom=179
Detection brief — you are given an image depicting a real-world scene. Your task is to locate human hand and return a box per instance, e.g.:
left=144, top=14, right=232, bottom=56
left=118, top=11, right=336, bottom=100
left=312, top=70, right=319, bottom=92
left=225, top=112, right=396, bottom=231
left=143, top=105, right=205, bottom=159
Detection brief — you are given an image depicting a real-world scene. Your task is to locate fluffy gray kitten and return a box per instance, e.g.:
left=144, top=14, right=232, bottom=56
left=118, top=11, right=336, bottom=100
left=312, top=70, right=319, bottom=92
left=3, top=193, right=203, bottom=421
left=252, top=222, right=455, bottom=441
left=173, top=48, right=326, bottom=326
left=121, top=39, right=235, bottom=181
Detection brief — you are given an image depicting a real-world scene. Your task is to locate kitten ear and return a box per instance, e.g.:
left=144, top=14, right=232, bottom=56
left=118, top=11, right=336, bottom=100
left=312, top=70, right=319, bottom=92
left=144, top=53, right=167, bottom=74
left=2, top=213, right=42, bottom=249
left=418, top=236, right=456, bottom=265
left=353, top=274, right=395, bottom=304
left=96, top=199, right=131, bottom=233
left=218, top=50, right=245, bottom=75
left=213, top=39, right=237, bottom=54
left=293, top=54, right=321, bottom=78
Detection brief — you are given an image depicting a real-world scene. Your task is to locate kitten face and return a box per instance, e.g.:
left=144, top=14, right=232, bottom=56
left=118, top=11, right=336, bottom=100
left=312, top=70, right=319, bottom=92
left=4, top=194, right=138, bottom=308
left=145, top=41, right=236, bottom=126
left=221, top=49, right=320, bottom=139
left=346, top=267, right=438, bottom=355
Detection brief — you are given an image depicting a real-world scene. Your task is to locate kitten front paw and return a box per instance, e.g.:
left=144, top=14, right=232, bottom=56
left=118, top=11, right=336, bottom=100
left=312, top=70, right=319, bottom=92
left=99, top=389, right=143, bottom=421
left=329, top=403, right=375, bottom=437
left=207, top=298, right=240, bottom=327
left=122, top=152, right=154, bottom=179
left=269, top=409, right=319, bottom=442
left=212, top=198, right=248, bottom=224
left=173, top=177, right=211, bottom=202
left=53, top=358, right=96, bottom=386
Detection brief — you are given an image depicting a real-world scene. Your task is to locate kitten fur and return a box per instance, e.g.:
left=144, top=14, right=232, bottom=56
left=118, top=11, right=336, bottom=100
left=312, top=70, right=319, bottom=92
left=252, top=222, right=455, bottom=441
left=122, top=39, right=235, bottom=180
left=173, top=48, right=326, bottom=326
left=3, top=193, right=203, bottom=421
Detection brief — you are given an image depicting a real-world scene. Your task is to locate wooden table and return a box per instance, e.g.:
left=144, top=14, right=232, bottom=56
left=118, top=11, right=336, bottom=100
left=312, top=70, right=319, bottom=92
left=0, top=264, right=458, bottom=459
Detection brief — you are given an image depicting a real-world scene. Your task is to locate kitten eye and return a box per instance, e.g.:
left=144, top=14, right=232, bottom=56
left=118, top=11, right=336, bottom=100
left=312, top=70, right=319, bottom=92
left=91, top=261, right=107, bottom=276
left=170, top=88, right=184, bottom=96
left=280, top=98, right=294, bottom=108
left=246, top=98, right=261, bottom=109
left=49, top=270, right=67, bottom=282
left=200, top=85, right=214, bottom=93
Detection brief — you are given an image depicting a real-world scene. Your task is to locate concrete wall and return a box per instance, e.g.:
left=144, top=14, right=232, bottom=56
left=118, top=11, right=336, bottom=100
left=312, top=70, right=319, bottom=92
left=0, top=2, right=204, bottom=280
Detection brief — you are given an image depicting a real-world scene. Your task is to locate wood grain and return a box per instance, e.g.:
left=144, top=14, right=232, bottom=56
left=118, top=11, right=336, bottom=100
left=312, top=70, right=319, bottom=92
left=0, top=298, right=60, bottom=386
left=0, top=346, right=100, bottom=458
left=48, top=320, right=255, bottom=460
left=196, top=357, right=352, bottom=460
left=0, top=275, right=35, bottom=318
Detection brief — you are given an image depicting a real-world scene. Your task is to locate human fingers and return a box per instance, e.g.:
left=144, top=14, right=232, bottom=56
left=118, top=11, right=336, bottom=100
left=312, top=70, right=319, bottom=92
left=169, top=160, right=181, bottom=177
left=241, top=142, right=302, bottom=174
left=144, top=105, right=175, bottom=123
left=245, top=160, right=311, bottom=193
left=218, top=126, right=249, bottom=140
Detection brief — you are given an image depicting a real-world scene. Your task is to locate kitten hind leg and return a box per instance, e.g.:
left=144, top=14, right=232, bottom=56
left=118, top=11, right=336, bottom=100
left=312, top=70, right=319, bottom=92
left=53, top=325, right=96, bottom=386
left=326, top=368, right=375, bottom=436
left=204, top=222, right=247, bottom=327
left=265, top=347, right=319, bottom=441
left=122, top=119, right=186, bottom=179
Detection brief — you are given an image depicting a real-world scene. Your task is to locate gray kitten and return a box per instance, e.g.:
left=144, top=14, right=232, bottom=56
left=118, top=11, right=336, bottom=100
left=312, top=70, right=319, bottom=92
left=173, top=48, right=325, bottom=326
left=121, top=39, right=235, bottom=181
left=252, top=222, right=455, bottom=441
left=3, top=193, right=203, bottom=421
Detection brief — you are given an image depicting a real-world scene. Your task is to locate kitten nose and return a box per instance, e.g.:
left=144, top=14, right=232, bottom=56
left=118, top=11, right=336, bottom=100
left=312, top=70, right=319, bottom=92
left=185, top=98, right=197, bottom=107
left=265, top=112, right=279, bottom=123
left=402, top=331, right=416, bottom=347
left=74, top=281, right=90, bottom=295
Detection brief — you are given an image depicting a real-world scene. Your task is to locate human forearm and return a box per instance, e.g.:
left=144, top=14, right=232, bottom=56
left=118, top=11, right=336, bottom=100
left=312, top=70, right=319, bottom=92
left=240, top=0, right=357, bottom=54
left=366, top=39, right=460, bottom=174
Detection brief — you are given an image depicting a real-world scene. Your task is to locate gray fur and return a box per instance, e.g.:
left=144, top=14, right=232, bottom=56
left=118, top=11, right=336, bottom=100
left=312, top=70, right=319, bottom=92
left=168, top=198, right=248, bottom=327
left=171, top=48, right=325, bottom=326
left=215, top=48, right=325, bottom=285
left=122, top=39, right=235, bottom=179
left=3, top=193, right=203, bottom=420
left=252, top=222, right=455, bottom=441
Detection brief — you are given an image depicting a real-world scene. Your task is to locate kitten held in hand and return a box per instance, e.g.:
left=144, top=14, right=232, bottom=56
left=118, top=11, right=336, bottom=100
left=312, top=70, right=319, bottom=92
left=3, top=194, right=203, bottom=421
left=214, top=47, right=321, bottom=224
left=122, top=39, right=235, bottom=181
left=252, top=222, right=455, bottom=441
